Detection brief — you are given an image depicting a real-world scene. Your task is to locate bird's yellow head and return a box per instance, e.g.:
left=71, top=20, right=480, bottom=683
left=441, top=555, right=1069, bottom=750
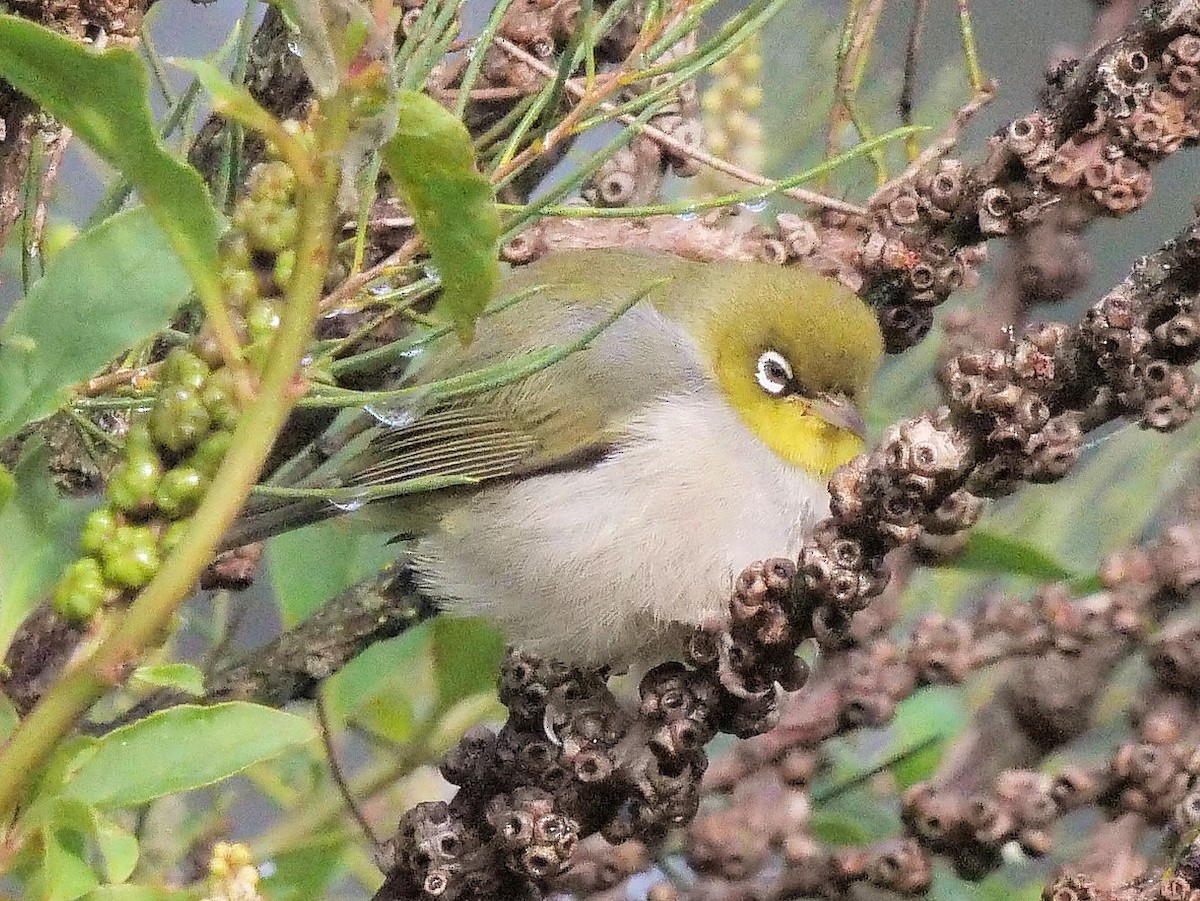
left=681, top=262, right=883, bottom=479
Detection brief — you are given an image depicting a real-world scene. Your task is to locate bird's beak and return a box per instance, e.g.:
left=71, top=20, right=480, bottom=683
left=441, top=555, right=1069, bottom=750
left=808, top=393, right=867, bottom=439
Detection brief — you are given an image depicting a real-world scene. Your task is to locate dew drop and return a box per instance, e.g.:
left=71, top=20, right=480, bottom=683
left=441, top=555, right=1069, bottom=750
left=365, top=404, right=416, bottom=428
left=287, top=40, right=302, bottom=57
left=330, top=494, right=367, bottom=512
left=423, top=264, right=442, bottom=285
left=676, top=210, right=700, bottom=221
left=258, top=861, right=277, bottom=879
left=739, top=196, right=769, bottom=213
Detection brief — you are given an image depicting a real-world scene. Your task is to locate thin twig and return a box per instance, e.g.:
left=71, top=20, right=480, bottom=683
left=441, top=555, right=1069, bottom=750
left=901, top=0, right=930, bottom=160
left=316, top=692, right=383, bottom=849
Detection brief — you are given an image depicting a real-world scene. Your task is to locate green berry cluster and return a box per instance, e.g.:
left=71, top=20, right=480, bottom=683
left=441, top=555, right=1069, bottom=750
left=53, top=157, right=301, bottom=623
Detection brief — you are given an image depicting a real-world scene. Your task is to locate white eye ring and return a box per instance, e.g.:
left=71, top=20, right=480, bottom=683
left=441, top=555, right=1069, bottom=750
left=755, top=350, right=793, bottom=396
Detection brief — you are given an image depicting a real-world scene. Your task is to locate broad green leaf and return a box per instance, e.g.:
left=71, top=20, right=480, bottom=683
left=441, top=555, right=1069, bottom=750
left=64, top=703, right=315, bottom=809
left=259, top=835, right=348, bottom=901
left=950, top=529, right=1079, bottom=584
left=266, top=521, right=395, bottom=627
left=0, top=16, right=220, bottom=299
left=0, top=443, right=91, bottom=659
left=380, top=91, right=500, bottom=340
left=0, top=207, right=190, bottom=438
left=43, top=801, right=100, bottom=901
left=131, top=663, right=205, bottom=697
left=430, top=616, right=504, bottom=706
left=323, top=626, right=429, bottom=735
left=888, top=687, right=966, bottom=789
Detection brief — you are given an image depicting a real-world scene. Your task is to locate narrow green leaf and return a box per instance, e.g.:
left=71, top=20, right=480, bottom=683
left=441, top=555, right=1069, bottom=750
left=951, top=529, right=1079, bottom=584
left=380, top=91, right=500, bottom=340
left=173, top=59, right=284, bottom=137
left=0, top=443, right=91, bottom=659
left=64, top=703, right=316, bottom=809
left=171, top=58, right=302, bottom=166
left=0, top=208, right=190, bottom=438
left=0, top=15, right=221, bottom=299
left=130, top=663, right=205, bottom=697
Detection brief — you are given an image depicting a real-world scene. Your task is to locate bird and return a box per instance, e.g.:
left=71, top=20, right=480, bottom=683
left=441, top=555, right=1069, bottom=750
left=239, top=249, right=883, bottom=667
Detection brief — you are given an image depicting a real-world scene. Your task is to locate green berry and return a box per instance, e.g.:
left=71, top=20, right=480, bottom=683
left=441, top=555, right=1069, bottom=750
left=188, top=431, right=233, bottom=477
left=101, top=525, right=161, bottom=589
left=161, top=348, right=210, bottom=391
left=107, top=451, right=163, bottom=513
left=273, top=249, right=296, bottom=291
left=80, top=506, right=118, bottom=555
left=249, top=160, right=297, bottom=203
left=241, top=200, right=299, bottom=255
left=219, top=231, right=253, bottom=269
left=155, top=466, right=206, bottom=518
left=160, top=520, right=190, bottom=557
left=220, top=266, right=260, bottom=308
left=246, top=299, right=281, bottom=343
left=124, top=423, right=155, bottom=457
left=201, top=369, right=241, bottom=431
left=54, top=557, right=108, bottom=622
left=150, top=386, right=212, bottom=454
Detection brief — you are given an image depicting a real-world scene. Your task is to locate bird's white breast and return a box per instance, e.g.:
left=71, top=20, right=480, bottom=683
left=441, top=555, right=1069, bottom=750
left=412, top=391, right=829, bottom=666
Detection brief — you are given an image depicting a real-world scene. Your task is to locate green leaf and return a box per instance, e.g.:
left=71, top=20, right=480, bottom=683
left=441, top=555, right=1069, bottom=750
left=43, top=801, right=100, bottom=901
left=809, top=810, right=875, bottom=846
left=430, top=617, right=504, bottom=706
left=951, top=529, right=1079, bottom=584
left=0, top=443, right=91, bottom=659
left=0, top=207, right=191, bottom=438
left=92, top=814, right=139, bottom=884
left=130, top=663, right=205, bottom=697
left=64, top=703, right=316, bottom=809
left=380, top=91, right=500, bottom=341
left=260, top=835, right=348, bottom=901
left=172, top=59, right=282, bottom=137
left=0, top=15, right=221, bottom=301
left=888, top=687, right=966, bottom=789
left=266, top=521, right=395, bottom=627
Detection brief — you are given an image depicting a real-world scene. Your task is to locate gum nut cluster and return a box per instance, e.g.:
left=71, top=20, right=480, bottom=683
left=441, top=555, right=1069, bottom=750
left=53, top=158, right=300, bottom=623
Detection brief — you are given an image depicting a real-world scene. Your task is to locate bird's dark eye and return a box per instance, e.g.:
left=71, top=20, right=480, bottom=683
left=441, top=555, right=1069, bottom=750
left=755, top=350, right=793, bottom=396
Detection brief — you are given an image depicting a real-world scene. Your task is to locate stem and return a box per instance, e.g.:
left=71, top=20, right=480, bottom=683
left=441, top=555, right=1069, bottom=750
left=0, top=103, right=347, bottom=828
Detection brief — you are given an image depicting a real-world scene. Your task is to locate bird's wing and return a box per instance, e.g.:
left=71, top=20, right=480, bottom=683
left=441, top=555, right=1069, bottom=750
left=341, top=403, right=605, bottom=489
left=340, top=255, right=710, bottom=491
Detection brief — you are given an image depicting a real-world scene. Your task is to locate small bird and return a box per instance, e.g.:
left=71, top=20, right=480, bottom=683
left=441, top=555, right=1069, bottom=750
left=246, top=250, right=883, bottom=667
